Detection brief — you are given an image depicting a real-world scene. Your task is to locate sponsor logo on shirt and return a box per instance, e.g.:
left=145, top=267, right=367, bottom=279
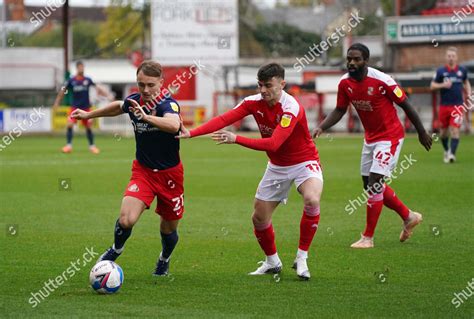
left=352, top=100, right=373, bottom=111
left=258, top=124, right=274, bottom=136
left=132, top=122, right=160, bottom=133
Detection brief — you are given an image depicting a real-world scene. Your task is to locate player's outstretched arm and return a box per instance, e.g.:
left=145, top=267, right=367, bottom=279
left=177, top=103, right=250, bottom=139
left=312, top=107, right=346, bottom=138
left=71, top=101, right=124, bottom=120
left=213, top=119, right=295, bottom=152
left=398, top=100, right=432, bottom=151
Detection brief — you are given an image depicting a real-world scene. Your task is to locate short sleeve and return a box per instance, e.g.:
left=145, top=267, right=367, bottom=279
left=433, top=69, right=443, bottom=83
left=121, top=98, right=130, bottom=113
left=88, top=77, right=96, bottom=87
left=384, top=82, right=407, bottom=104
left=161, top=100, right=180, bottom=115
left=64, top=78, right=72, bottom=90
left=336, top=81, right=350, bottom=109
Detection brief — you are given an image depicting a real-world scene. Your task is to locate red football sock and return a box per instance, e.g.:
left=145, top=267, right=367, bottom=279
left=363, top=193, right=384, bottom=238
left=254, top=224, right=277, bottom=256
left=299, top=206, right=320, bottom=251
left=383, top=185, right=410, bottom=220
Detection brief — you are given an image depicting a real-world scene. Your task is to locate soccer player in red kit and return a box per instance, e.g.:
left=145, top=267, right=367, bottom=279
left=179, top=63, right=322, bottom=280
left=314, top=43, right=432, bottom=248
left=71, top=61, right=184, bottom=275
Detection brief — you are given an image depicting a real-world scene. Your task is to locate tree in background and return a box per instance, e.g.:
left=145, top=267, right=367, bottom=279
left=96, top=0, right=147, bottom=58
left=7, top=21, right=100, bottom=58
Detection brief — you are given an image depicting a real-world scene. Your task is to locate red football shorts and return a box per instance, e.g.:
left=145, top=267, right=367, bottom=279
left=68, top=107, right=93, bottom=128
left=124, top=160, right=184, bottom=221
left=439, top=105, right=463, bottom=129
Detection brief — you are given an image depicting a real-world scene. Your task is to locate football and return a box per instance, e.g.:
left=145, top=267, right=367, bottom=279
left=89, top=261, right=124, bottom=294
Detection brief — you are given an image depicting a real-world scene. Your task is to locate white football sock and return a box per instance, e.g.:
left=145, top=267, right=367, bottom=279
left=296, top=248, right=308, bottom=260
left=266, top=253, right=281, bottom=265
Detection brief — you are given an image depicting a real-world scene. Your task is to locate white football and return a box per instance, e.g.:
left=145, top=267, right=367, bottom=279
left=89, top=260, right=123, bottom=294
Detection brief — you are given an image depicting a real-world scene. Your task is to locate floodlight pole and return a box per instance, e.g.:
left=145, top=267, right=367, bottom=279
left=63, top=0, right=69, bottom=73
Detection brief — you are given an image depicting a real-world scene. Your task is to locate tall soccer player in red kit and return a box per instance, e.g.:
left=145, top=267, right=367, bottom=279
left=314, top=43, right=432, bottom=248
left=179, top=63, right=322, bottom=280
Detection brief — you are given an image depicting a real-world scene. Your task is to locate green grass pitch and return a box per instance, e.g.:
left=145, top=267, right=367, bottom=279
left=1, top=134, right=473, bottom=318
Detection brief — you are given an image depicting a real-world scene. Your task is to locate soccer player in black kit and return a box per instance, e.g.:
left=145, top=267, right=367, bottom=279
left=71, top=61, right=183, bottom=276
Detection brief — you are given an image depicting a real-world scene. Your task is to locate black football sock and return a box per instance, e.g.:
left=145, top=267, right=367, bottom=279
left=66, top=127, right=73, bottom=145
left=450, top=138, right=459, bottom=155
left=441, top=137, right=449, bottom=152
left=86, top=128, right=95, bottom=146
left=160, top=230, right=179, bottom=261
left=113, top=219, right=132, bottom=252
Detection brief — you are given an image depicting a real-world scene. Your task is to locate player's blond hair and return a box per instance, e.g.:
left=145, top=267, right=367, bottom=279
left=446, top=46, right=458, bottom=53
left=137, top=60, right=163, bottom=78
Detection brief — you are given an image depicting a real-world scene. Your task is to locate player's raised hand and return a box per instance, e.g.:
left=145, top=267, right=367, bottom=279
left=418, top=131, right=432, bottom=151
left=312, top=127, right=323, bottom=139
left=176, top=121, right=191, bottom=139
left=212, top=130, right=236, bottom=145
left=70, top=108, right=90, bottom=120
left=127, top=98, right=148, bottom=121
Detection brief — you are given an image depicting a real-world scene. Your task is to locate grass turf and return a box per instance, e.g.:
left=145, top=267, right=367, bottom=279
left=0, top=134, right=473, bottom=318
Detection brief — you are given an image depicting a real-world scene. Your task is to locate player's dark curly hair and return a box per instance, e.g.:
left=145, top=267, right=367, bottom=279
left=137, top=60, right=163, bottom=78
left=258, top=63, right=285, bottom=81
left=348, top=43, right=370, bottom=60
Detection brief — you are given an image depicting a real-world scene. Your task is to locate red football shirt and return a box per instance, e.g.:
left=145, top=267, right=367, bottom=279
left=337, top=67, right=407, bottom=143
left=190, top=91, right=319, bottom=166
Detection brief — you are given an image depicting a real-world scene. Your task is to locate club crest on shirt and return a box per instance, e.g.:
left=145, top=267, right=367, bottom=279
left=457, top=70, right=463, bottom=77
left=378, top=86, right=386, bottom=95
left=348, top=87, right=353, bottom=94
